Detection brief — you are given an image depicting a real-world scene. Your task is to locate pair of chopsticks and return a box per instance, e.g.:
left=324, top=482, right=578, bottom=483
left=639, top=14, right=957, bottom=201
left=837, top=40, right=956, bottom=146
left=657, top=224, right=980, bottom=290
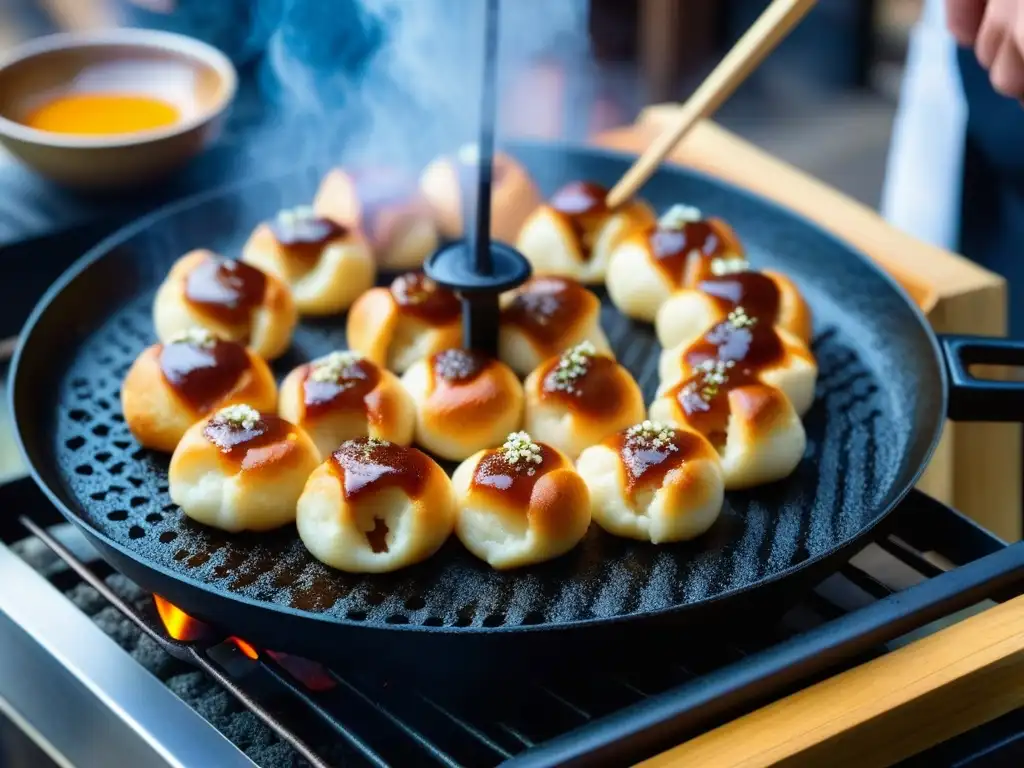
left=606, top=0, right=818, bottom=209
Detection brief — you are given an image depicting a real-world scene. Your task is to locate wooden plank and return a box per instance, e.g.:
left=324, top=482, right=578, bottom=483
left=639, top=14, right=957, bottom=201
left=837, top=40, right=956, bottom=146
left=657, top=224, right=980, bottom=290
left=593, top=114, right=1020, bottom=541
left=641, top=593, right=1024, bottom=768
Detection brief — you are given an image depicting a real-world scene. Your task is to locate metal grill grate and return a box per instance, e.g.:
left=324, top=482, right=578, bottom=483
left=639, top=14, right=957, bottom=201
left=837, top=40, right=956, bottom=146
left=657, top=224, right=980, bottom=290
left=8, top=478, right=1013, bottom=768
left=50, top=286, right=894, bottom=628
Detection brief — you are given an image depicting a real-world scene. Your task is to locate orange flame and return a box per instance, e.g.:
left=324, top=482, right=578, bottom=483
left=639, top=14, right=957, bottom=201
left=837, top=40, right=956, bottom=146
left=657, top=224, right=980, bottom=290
left=153, top=595, right=261, bottom=660
left=153, top=595, right=210, bottom=642
left=229, top=637, right=260, bottom=660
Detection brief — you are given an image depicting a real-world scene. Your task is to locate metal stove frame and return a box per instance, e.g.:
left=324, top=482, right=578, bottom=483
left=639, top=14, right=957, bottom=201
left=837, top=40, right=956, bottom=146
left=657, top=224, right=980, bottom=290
left=2, top=475, right=1022, bottom=767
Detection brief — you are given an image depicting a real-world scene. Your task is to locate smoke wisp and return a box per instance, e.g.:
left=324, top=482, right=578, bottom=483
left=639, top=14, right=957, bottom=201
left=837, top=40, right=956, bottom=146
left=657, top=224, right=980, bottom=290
left=261, top=0, right=591, bottom=173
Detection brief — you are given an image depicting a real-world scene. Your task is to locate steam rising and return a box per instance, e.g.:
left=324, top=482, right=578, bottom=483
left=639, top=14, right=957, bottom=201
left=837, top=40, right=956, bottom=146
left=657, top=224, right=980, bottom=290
left=262, top=0, right=590, bottom=173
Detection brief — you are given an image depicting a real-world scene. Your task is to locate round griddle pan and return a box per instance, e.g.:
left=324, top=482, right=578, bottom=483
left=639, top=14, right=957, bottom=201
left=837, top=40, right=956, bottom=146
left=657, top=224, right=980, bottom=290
left=11, top=143, right=1024, bottom=684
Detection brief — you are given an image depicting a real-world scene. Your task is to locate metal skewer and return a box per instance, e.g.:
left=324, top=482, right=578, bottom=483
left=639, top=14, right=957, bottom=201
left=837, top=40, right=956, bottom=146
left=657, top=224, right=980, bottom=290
left=424, top=0, right=531, bottom=357
left=473, top=0, right=501, bottom=276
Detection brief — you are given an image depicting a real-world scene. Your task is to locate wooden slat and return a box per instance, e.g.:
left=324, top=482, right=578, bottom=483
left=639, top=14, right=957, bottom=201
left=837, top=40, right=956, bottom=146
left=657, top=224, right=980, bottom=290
left=593, top=113, right=1020, bottom=541
left=641, top=593, right=1024, bottom=768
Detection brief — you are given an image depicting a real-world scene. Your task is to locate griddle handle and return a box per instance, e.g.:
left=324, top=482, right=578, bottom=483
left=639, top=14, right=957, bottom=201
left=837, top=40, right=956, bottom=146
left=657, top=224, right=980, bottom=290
left=940, top=334, right=1024, bottom=422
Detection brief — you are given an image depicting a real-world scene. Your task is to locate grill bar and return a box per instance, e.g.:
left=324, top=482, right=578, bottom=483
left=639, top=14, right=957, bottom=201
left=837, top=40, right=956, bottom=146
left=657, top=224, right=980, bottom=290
left=498, top=722, right=536, bottom=748
left=535, top=684, right=593, bottom=721
left=255, top=658, right=390, bottom=768
left=503, top=540, right=1024, bottom=767
left=19, top=516, right=333, bottom=768
left=324, top=670, right=462, bottom=768
left=417, top=695, right=515, bottom=760
left=877, top=535, right=948, bottom=579
left=806, top=586, right=854, bottom=621
left=839, top=563, right=896, bottom=601
left=892, top=503, right=1005, bottom=565
left=8, top=484, right=1022, bottom=768
left=179, top=649, right=333, bottom=768
left=19, top=517, right=171, bottom=648
left=0, top=541, right=258, bottom=768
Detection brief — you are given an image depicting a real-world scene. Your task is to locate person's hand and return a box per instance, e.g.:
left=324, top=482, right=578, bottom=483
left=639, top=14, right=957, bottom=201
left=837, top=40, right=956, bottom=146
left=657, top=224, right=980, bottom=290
left=947, top=0, right=1024, bottom=98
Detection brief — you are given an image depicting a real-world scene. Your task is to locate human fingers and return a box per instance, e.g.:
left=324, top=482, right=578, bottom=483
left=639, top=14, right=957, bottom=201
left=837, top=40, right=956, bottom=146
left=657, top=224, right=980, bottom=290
left=947, top=0, right=988, bottom=46
left=976, top=0, right=1015, bottom=68
left=990, top=34, right=1024, bottom=96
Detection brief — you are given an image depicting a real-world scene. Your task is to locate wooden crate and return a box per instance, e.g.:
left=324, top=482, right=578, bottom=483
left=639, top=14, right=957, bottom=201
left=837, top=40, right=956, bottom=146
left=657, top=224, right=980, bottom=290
left=642, top=593, right=1024, bottom=767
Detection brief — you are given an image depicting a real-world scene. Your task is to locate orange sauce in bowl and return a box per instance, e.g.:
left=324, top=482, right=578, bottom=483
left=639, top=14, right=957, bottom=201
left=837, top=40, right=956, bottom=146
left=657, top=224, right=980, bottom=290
left=22, top=93, right=179, bottom=136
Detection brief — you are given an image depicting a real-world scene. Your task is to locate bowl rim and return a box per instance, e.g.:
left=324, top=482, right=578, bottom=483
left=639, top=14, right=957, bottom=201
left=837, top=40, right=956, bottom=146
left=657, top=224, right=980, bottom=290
left=0, top=28, right=238, bottom=149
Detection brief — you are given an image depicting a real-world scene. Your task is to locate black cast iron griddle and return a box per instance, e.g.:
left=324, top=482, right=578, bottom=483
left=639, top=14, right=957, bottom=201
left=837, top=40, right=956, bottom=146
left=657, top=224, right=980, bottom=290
left=20, top=142, right=1012, bottom=675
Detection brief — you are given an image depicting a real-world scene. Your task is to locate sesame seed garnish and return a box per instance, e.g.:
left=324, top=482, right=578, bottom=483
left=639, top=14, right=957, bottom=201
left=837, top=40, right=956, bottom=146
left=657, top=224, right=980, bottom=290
left=710, top=256, right=750, bottom=276
left=396, top=274, right=438, bottom=304
left=625, top=420, right=678, bottom=451
left=214, top=404, right=260, bottom=430
left=549, top=340, right=597, bottom=395
left=683, top=359, right=735, bottom=404
left=727, top=306, right=757, bottom=329
left=511, top=291, right=560, bottom=325
left=169, top=327, right=218, bottom=348
left=433, top=348, right=485, bottom=382
left=340, top=436, right=390, bottom=460
left=498, top=431, right=544, bottom=476
left=309, top=351, right=364, bottom=383
left=273, top=205, right=330, bottom=242
left=658, top=204, right=703, bottom=230
left=276, top=205, right=316, bottom=226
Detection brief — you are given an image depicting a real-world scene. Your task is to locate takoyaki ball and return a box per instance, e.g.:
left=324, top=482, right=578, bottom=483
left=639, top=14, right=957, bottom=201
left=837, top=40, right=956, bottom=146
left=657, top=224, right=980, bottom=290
left=658, top=307, right=817, bottom=416
left=648, top=363, right=807, bottom=490
left=516, top=181, right=656, bottom=284
left=122, top=328, right=277, bottom=453
left=452, top=432, right=591, bottom=569
left=241, top=205, right=374, bottom=315
left=279, top=351, right=415, bottom=459
left=401, top=349, right=524, bottom=461
left=169, top=405, right=319, bottom=532
left=576, top=420, right=724, bottom=543
left=346, top=272, right=462, bottom=374
left=656, top=262, right=813, bottom=349
left=606, top=204, right=744, bottom=322
left=523, top=341, right=646, bottom=459
left=313, top=167, right=439, bottom=271
left=297, top=437, right=457, bottom=573
left=499, top=275, right=612, bottom=377
left=153, top=250, right=298, bottom=360
left=419, top=144, right=541, bottom=244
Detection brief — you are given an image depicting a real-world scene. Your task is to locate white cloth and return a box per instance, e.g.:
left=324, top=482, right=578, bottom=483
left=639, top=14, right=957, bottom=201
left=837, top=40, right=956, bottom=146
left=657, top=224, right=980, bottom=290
left=880, top=0, right=967, bottom=250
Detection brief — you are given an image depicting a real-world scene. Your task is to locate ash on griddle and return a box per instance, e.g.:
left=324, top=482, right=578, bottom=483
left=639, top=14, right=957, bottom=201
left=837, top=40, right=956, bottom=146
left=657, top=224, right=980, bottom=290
left=66, top=581, right=108, bottom=614
left=91, top=603, right=182, bottom=679
left=10, top=536, right=68, bottom=579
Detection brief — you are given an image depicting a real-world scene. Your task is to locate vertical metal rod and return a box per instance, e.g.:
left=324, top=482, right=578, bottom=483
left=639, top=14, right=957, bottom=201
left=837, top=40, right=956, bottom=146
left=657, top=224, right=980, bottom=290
left=473, top=0, right=501, bottom=275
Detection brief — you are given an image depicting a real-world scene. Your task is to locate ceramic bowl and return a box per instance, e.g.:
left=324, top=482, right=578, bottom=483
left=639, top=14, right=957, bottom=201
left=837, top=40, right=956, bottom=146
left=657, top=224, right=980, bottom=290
left=0, top=29, right=237, bottom=190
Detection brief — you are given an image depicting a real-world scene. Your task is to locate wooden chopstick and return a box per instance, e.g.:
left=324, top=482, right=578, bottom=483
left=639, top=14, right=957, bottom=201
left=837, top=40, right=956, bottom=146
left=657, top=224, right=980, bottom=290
left=605, top=0, right=818, bottom=209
